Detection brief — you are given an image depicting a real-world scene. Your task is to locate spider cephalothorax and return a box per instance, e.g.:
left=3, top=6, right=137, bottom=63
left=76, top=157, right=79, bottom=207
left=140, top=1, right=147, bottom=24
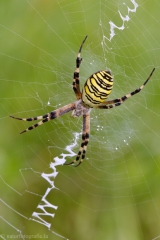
left=71, top=99, right=91, bottom=118
left=10, top=36, right=155, bottom=166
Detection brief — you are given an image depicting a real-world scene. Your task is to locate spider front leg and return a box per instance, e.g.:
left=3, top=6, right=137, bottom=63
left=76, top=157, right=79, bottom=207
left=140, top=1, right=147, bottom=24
left=64, top=113, right=90, bottom=167
left=73, top=35, right=88, bottom=100
left=10, top=103, right=75, bottom=134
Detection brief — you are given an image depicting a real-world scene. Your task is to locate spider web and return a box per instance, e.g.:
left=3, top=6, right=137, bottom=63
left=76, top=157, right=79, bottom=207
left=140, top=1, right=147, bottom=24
left=0, top=0, right=160, bottom=239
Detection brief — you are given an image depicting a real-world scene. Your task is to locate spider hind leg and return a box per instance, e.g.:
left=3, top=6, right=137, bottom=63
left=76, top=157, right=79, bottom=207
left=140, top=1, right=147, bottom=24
left=73, top=35, right=88, bottom=100
left=97, top=68, right=155, bottom=109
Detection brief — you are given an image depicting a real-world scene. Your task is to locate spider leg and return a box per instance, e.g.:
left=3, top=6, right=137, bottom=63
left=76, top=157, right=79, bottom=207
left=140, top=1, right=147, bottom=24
left=64, top=113, right=90, bottom=167
left=96, top=68, right=155, bottom=109
left=73, top=35, right=88, bottom=100
left=10, top=103, right=75, bottom=134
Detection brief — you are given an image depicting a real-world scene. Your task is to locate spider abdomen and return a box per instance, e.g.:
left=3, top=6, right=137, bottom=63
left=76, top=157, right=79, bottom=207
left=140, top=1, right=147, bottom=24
left=82, top=70, right=113, bottom=108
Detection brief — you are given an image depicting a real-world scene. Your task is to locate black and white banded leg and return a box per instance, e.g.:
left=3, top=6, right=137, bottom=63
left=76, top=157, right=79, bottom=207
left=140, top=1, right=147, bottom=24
left=64, top=113, right=90, bottom=167
left=72, top=35, right=88, bottom=100
left=97, top=68, right=155, bottom=109
left=10, top=103, right=75, bottom=134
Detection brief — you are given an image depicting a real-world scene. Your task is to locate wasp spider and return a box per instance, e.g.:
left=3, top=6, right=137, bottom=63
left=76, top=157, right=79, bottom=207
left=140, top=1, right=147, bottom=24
left=10, top=36, right=155, bottom=167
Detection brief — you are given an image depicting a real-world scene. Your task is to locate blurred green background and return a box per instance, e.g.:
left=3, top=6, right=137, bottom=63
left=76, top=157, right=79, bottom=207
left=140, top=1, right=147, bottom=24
left=0, top=1, right=160, bottom=240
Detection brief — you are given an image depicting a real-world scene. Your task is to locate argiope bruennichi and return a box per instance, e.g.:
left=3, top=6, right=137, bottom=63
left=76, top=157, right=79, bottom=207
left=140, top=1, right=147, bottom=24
left=10, top=36, right=155, bottom=167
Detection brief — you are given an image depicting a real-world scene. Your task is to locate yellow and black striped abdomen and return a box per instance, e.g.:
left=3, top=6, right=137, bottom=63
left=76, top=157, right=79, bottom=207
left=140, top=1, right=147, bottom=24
left=82, top=70, right=113, bottom=108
